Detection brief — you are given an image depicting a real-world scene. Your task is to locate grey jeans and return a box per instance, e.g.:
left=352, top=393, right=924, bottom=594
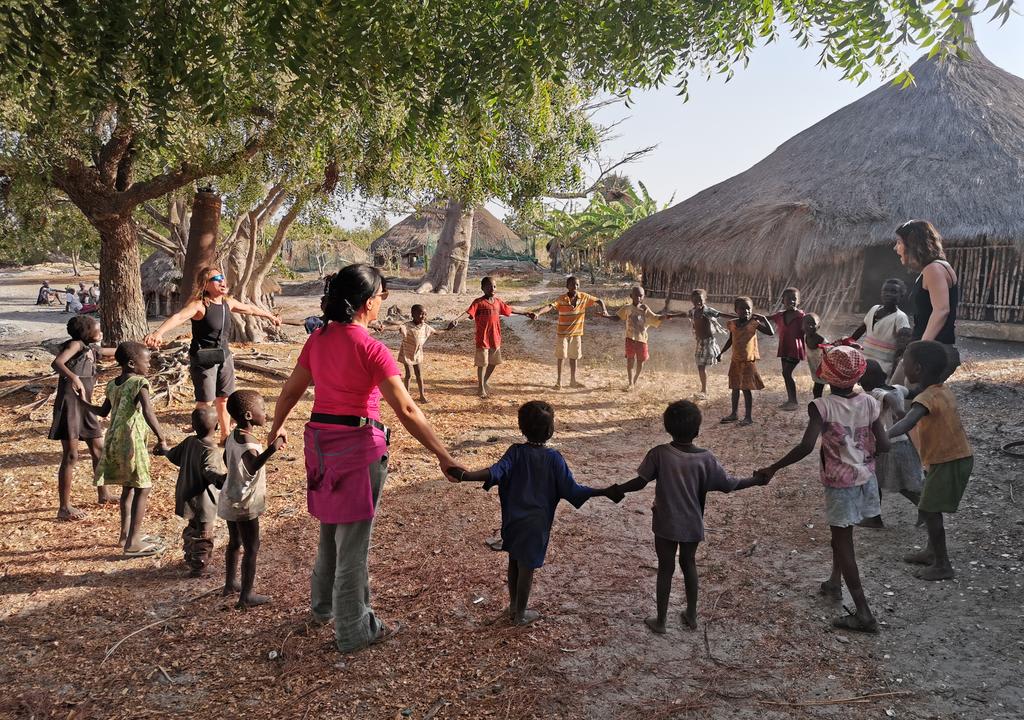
left=310, top=455, right=388, bottom=652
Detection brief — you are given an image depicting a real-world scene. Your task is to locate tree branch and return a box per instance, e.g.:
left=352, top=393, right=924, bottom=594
left=118, top=133, right=265, bottom=210
left=142, top=203, right=173, bottom=229
left=544, top=145, right=656, bottom=199
left=137, top=226, right=179, bottom=255
left=97, top=122, right=134, bottom=187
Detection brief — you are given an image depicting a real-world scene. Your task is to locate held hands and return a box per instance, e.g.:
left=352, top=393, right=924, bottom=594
left=525, top=312, right=537, bottom=321
left=153, top=438, right=171, bottom=456
left=142, top=332, right=163, bottom=349
left=445, top=465, right=469, bottom=483
left=268, top=428, right=287, bottom=448
left=600, top=484, right=626, bottom=503
left=446, top=320, right=458, bottom=331
left=752, top=467, right=775, bottom=485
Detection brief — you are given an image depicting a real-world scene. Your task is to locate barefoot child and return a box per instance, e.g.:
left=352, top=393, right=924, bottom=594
left=601, top=286, right=672, bottom=388
left=88, top=342, right=171, bottom=556
left=448, top=401, right=620, bottom=624
left=850, top=279, right=911, bottom=377
left=219, top=389, right=283, bottom=607
left=803, top=313, right=827, bottom=400
left=381, top=304, right=447, bottom=403
left=534, top=275, right=610, bottom=389
left=168, top=408, right=228, bottom=577
left=449, top=277, right=535, bottom=398
left=718, top=297, right=774, bottom=426
left=605, top=400, right=767, bottom=633
left=49, top=315, right=117, bottom=519
left=769, top=287, right=806, bottom=410
left=856, top=360, right=922, bottom=528
left=683, top=289, right=733, bottom=398
left=756, top=345, right=890, bottom=633
left=886, top=341, right=973, bottom=581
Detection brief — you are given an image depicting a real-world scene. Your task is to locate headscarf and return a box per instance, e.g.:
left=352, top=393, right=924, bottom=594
left=817, top=344, right=867, bottom=388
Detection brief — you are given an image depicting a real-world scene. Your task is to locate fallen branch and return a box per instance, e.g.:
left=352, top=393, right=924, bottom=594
left=423, top=696, right=446, bottom=720
left=233, top=359, right=294, bottom=381
left=103, top=614, right=181, bottom=664
left=0, top=373, right=55, bottom=399
left=758, top=690, right=913, bottom=707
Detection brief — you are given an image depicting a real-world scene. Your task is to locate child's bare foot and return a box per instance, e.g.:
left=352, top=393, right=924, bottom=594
left=780, top=400, right=799, bottom=411
left=97, top=489, right=118, bottom=505
left=417, top=395, right=429, bottom=404
left=477, top=389, right=488, bottom=398
left=818, top=579, right=842, bottom=600
left=236, top=593, right=271, bottom=608
left=644, top=617, right=667, bottom=634
left=513, top=609, right=541, bottom=626
left=917, top=564, right=955, bottom=581
left=554, top=382, right=563, bottom=390
left=856, top=515, right=884, bottom=529
left=117, top=534, right=128, bottom=547
left=222, top=582, right=241, bottom=596
left=903, top=549, right=934, bottom=565
left=680, top=610, right=697, bottom=630
left=570, top=380, right=585, bottom=389
left=56, top=505, right=86, bottom=521
left=738, top=418, right=753, bottom=427
left=720, top=414, right=738, bottom=424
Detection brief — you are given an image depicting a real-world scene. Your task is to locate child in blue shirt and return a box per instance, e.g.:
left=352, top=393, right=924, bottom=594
left=450, top=401, right=621, bottom=625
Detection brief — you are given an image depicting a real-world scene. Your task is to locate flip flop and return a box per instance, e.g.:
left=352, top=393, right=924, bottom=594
left=123, top=542, right=164, bottom=558
left=370, top=621, right=402, bottom=646
left=831, top=608, right=878, bottom=634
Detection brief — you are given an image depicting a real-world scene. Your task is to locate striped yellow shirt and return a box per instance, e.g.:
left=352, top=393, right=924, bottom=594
left=550, top=292, right=599, bottom=337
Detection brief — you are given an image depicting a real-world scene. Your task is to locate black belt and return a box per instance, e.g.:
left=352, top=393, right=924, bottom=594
left=310, top=413, right=390, bottom=444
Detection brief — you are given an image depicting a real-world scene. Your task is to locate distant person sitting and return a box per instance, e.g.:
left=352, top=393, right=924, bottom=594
left=37, top=281, right=55, bottom=305
left=78, top=282, right=90, bottom=305
left=65, top=289, right=84, bottom=314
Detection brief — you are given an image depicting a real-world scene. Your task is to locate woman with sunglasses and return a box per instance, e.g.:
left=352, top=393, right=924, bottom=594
left=144, top=266, right=281, bottom=442
left=268, top=263, right=458, bottom=653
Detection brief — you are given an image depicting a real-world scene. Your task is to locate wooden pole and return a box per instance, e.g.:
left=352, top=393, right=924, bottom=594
left=177, top=188, right=222, bottom=309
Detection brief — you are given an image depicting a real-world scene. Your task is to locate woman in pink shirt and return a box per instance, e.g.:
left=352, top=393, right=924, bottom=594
left=268, top=264, right=457, bottom=653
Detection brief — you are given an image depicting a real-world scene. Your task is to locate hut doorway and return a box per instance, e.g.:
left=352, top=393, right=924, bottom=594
left=859, top=246, right=917, bottom=314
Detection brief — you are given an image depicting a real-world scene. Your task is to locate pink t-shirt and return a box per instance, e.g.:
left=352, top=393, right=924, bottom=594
left=298, top=323, right=400, bottom=420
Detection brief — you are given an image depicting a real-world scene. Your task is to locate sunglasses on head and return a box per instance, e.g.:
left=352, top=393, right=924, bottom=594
left=209, top=274, right=225, bottom=283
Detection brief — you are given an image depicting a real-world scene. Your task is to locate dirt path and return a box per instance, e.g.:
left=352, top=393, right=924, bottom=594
left=0, top=280, right=1021, bottom=719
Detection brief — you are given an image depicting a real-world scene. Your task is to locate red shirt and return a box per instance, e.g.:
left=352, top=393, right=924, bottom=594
left=770, top=309, right=807, bottom=360
left=297, top=323, right=400, bottom=419
left=466, top=296, right=512, bottom=349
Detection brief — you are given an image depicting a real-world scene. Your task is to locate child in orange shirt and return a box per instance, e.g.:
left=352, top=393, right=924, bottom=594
left=718, top=297, right=775, bottom=426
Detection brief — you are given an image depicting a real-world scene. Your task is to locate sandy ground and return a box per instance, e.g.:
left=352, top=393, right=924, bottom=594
left=0, top=269, right=1022, bottom=719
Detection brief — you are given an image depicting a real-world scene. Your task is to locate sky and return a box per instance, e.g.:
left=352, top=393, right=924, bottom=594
left=339, top=12, right=1024, bottom=227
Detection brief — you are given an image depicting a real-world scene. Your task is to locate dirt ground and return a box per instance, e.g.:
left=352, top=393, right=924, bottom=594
left=0, top=270, right=1022, bottom=720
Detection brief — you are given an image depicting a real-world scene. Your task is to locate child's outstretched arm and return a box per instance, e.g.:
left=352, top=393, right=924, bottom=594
left=754, top=313, right=775, bottom=336
left=136, top=386, right=170, bottom=453
left=755, top=404, right=823, bottom=480
left=446, top=310, right=474, bottom=330
left=447, top=467, right=491, bottom=483
left=52, top=340, right=87, bottom=398
left=84, top=398, right=112, bottom=417
left=718, top=336, right=734, bottom=359
left=872, top=416, right=891, bottom=455
left=240, top=436, right=285, bottom=475
left=849, top=322, right=868, bottom=341
left=603, top=475, right=651, bottom=501
left=508, top=306, right=537, bottom=320
left=887, top=403, right=928, bottom=438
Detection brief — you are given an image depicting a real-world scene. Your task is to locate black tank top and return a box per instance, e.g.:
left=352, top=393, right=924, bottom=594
left=911, top=261, right=957, bottom=345
left=189, top=301, right=230, bottom=353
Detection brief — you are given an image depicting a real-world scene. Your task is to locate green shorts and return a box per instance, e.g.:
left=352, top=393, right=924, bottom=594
left=918, top=456, right=973, bottom=513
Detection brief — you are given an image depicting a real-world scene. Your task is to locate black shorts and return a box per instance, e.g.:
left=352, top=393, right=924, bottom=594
left=189, top=353, right=237, bottom=403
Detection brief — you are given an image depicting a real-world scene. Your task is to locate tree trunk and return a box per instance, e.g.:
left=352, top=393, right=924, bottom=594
left=178, top=190, right=222, bottom=308
left=94, top=215, right=148, bottom=343
left=416, top=200, right=474, bottom=294
left=70, top=249, right=81, bottom=277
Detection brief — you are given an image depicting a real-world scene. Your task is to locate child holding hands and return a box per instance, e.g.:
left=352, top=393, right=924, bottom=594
left=49, top=315, right=116, bottom=519
left=168, top=407, right=228, bottom=577
left=886, top=341, right=973, bottom=581
left=719, top=297, right=775, bottom=426
left=756, top=345, right=890, bottom=633
left=802, top=313, right=828, bottom=399
left=602, top=285, right=672, bottom=389
left=685, top=289, right=733, bottom=398
left=448, top=401, right=621, bottom=625
left=89, top=342, right=171, bottom=557
left=605, top=400, right=768, bottom=633
left=219, top=389, right=283, bottom=607
left=770, top=288, right=807, bottom=410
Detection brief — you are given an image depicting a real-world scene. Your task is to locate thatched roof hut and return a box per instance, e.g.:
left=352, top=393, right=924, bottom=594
left=371, top=206, right=527, bottom=267
left=335, top=240, right=370, bottom=266
left=609, top=32, right=1024, bottom=323
left=140, top=250, right=181, bottom=316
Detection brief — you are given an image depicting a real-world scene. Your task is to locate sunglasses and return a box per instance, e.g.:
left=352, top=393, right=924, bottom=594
left=209, top=274, right=225, bottom=283
left=373, top=289, right=389, bottom=301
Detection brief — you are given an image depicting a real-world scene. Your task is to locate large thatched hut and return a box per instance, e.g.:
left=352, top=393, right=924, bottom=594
left=140, top=250, right=181, bottom=317
left=371, top=206, right=528, bottom=268
left=609, top=34, right=1024, bottom=325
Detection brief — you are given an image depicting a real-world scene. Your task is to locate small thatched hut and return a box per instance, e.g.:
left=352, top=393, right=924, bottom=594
left=140, top=251, right=181, bottom=317
left=609, top=32, right=1024, bottom=324
left=371, top=206, right=527, bottom=268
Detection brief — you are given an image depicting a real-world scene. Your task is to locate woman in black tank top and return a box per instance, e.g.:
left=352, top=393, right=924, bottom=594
left=893, top=220, right=958, bottom=345
left=144, top=266, right=281, bottom=442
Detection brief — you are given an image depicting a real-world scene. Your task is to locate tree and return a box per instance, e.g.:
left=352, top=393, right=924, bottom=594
left=0, top=1, right=1003, bottom=337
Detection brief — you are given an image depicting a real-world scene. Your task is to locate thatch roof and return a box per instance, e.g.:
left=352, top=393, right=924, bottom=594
left=370, top=206, right=527, bottom=258
left=334, top=240, right=370, bottom=266
left=140, top=251, right=180, bottom=295
left=608, top=34, right=1024, bottom=278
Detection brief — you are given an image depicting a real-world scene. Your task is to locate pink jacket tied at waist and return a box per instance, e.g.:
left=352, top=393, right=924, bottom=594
left=304, top=422, right=389, bottom=524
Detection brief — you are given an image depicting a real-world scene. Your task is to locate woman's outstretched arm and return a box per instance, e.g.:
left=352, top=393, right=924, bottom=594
left=267, top=364, right=313, bottom=446
left=378, top=376, right=456, bottom=478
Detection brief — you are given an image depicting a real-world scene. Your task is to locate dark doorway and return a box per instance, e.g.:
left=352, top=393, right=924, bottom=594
left=859, top=245, right=918, bottom=314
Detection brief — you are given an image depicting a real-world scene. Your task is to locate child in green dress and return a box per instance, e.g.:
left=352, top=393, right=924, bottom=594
left=88, top=342, right=170, bottom=557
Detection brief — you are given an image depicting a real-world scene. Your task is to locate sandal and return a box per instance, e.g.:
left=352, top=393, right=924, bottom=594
left=123, top=542, right=164, bottom=558
left=370, top=621, right=402, bottom=646
left=831, top=608, right=878, bottom=634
